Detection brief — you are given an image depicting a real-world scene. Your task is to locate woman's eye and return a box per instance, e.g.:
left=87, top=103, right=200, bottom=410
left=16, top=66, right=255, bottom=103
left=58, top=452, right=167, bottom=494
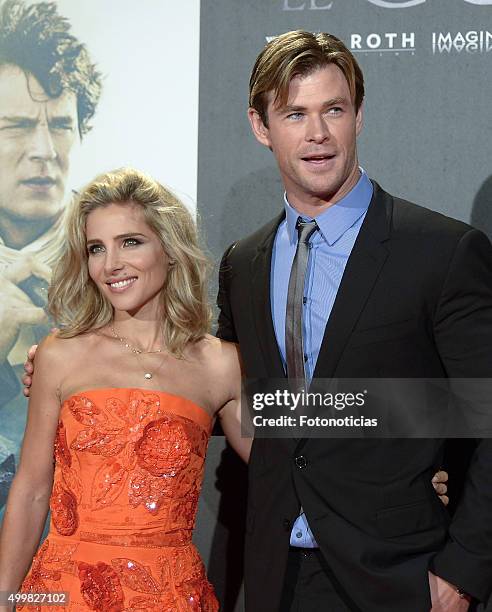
left=88, top=244, right=104, bottom=255
left=123, top=238, right=141, bottom=247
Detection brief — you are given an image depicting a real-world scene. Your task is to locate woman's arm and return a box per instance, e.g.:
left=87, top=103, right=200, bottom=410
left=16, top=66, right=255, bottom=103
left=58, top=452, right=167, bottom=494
left=220, top=397, right=252, bottom=463
left=216, top=341, right=252, bottom=463
left=0, top=335, right=63, bottom=596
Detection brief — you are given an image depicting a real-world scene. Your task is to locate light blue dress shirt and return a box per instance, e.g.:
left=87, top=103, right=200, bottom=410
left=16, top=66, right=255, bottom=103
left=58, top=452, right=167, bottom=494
left=270, top=169, right=373, bottom=547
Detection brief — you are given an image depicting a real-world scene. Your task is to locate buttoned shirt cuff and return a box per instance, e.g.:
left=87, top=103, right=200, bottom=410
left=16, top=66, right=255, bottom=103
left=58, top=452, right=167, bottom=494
left=431, top=542, right=492, bottom=603
left=289, top=512, right=319, bottom=548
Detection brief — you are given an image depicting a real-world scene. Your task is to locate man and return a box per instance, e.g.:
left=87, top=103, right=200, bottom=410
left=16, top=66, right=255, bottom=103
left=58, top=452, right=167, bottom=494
left=0, top=0, right=101, bottom=508
left=217, top=31, right=492, bottom=611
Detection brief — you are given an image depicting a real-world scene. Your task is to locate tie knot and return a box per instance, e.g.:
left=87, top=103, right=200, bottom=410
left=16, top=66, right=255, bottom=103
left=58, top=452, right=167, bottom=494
left=296, top=219, right=317, bottom=244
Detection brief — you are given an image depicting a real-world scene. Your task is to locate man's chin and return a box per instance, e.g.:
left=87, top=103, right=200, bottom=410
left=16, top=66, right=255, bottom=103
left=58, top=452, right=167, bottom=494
left=302, top=181, right=345, bottom=204
left=5, top=197, right=65, bottom=222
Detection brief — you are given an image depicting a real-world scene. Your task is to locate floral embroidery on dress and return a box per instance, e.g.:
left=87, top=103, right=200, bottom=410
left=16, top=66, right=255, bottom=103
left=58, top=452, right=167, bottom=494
left=54, top=421, right=71, bottom=467
left=53, top=421, right=83, bottom=505
left=76, top=552, right=218, bottom=612
left=111, top=558, right=160, bottom=593
left=18, top=539, right=78, bottom=611
left=50, top=481, right=79, bottom=536
left=135, top=417, right=192, bottom=476
left=78, top=561, right=125, bottom=611
left=20, top=389, right=218, bottom=610
left=158, top=547, right=219, bottom=612
left=66, top=390, right=207, bottom=515
left=108, top=552, right=218, bottom=612
left=18, top=541, right=61, bottom=611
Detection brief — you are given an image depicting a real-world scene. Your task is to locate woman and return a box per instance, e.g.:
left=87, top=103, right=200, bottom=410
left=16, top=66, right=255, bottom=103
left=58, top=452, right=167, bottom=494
left=0, top=168, right=448, bottom=611
left=0, top=168, right=246, bottom=611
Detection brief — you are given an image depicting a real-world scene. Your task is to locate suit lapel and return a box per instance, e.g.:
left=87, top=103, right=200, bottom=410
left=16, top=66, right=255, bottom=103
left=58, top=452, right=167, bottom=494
left=250, top=186, right=392, bottom=455
left=250, top=213, right=302, bottom=454
left=250, top=212, right=286, bottom=379
left=312, top=182, right=393, bottom=381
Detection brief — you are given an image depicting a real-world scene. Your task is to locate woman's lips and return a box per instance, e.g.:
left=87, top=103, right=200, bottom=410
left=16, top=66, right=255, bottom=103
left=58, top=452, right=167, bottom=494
left=106, top=277, right=138, bottom=293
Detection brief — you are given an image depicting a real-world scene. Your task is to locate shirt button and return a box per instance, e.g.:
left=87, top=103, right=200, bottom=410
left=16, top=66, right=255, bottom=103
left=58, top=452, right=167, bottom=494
left=303, top=296, right=307, bottom=305
left=296, top=531, right=303, bottom=539
left=295, top=456, right=307, bottom=469
left=304, top=354, right=308, bottom=362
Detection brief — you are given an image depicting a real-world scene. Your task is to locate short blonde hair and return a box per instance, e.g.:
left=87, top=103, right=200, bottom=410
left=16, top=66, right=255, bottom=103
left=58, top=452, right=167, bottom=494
left=249, top=30, right=364, bottom=126
left=49, top=168, right=211, bottom=356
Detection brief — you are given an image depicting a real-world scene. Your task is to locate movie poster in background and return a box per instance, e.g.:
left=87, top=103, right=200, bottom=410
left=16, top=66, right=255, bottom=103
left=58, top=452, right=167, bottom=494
left=197, top=1, right=492, bottom=610
left=0, top=0, right=200, bottom=520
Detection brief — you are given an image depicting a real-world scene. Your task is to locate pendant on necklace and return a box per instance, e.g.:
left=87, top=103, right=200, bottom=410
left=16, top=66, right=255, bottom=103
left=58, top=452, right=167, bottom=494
left=144, top=373, right=152, bottom=380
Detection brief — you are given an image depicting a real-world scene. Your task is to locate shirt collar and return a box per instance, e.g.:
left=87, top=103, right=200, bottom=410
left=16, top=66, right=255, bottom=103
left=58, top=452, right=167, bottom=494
left=284, top=168, right=373, bottom=246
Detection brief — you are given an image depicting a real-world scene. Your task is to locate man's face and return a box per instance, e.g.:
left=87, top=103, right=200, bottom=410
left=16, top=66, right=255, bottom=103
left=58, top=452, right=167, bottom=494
left=0, top=64, right=78, bottom=224
left=248, top=64, right=363, bottom=212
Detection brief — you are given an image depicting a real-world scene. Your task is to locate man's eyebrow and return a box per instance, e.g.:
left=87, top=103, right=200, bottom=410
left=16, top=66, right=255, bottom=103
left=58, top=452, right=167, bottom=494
left=0, top=115, right=76, bottom=123
left=278, top=97, right=350, bottom=113
left=279, top=104, right=307, bottom=113
left=86, top=232, right=147, bottom=245
left=0, top=115, right=37, bottom=123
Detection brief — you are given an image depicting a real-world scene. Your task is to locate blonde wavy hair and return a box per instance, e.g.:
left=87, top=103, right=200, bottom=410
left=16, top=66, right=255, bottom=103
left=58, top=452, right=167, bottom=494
left=49, top=168, right=211, bottom=356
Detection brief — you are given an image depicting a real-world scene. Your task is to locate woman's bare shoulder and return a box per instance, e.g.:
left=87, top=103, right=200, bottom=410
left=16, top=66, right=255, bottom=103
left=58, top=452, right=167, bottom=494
left=33, top=331, right=103, bottom=395
left=35, top=331, right=100, bottom=368
left=196, top=335, right=241, bottom=376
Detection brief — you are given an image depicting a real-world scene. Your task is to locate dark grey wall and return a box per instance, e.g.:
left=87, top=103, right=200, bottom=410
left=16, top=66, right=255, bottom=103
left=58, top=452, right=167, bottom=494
left=196, top=1, right=492, bottom=610
left=198, top=0, right=492, bottom=262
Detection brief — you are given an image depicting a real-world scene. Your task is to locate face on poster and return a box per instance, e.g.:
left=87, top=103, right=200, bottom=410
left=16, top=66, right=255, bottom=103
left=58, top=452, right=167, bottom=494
left=0, top=0, right=200, bottom=509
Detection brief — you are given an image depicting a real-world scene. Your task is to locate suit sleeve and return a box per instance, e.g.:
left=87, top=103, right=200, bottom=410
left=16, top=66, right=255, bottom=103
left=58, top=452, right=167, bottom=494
left=216, top=242, right=238, bottom=343
left=431, top=229, right=492, bottom=602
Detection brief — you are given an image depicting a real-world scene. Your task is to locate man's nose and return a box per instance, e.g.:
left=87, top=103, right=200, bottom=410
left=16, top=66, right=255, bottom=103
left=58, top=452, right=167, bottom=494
left=305, top=115, right=330, bottom=144
left=27, top=123, right=57, bottom=162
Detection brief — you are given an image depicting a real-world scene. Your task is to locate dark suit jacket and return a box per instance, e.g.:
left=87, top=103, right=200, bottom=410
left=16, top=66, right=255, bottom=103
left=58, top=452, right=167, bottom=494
left=217, top=182, right=492, bottom=612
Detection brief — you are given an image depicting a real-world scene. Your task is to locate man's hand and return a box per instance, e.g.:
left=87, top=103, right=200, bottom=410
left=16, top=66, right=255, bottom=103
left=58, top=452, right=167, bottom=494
left=22, top=343, right=38, bottom=397
left=429, top=572, right=471, bottom=611
left=0, top=257, right=50, bottom=363
left=432, top=470, right=449, bottom=506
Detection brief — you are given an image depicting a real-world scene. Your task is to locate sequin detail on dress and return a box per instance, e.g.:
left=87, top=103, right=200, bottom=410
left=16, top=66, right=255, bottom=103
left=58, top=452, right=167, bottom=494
left=19, top=388, right=218, bottom=611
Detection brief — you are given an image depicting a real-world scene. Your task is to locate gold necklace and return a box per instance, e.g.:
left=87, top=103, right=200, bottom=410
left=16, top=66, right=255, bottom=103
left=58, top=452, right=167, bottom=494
left=110, top=325, right=165, bottom=380
left=135, top=351, right=167, bottom=380
left=110, top=325, right=163, bottom=354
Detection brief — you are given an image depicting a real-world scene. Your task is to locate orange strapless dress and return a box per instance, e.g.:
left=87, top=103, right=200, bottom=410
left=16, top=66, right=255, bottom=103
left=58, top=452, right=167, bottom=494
left=19, top=388, right=219, bottom=611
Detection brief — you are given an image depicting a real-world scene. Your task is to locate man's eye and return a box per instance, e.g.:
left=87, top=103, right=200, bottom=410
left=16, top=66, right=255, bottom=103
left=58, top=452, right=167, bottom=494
left=50, top=120, right=74, bottom=132
left=287, top=112, right=303, bottom=120
left=327, top=107, right=343, bottom=115
left=88, top=244, right=104, bottom=255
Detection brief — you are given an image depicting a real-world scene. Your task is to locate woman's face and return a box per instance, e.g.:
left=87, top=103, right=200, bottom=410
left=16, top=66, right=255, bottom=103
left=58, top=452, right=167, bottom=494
left=86, top=202, right=170, bottom=316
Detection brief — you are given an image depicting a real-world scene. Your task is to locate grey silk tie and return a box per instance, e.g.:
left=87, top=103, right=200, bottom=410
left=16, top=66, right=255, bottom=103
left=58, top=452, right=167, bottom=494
left=285, top=218, right=318, bottom=382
